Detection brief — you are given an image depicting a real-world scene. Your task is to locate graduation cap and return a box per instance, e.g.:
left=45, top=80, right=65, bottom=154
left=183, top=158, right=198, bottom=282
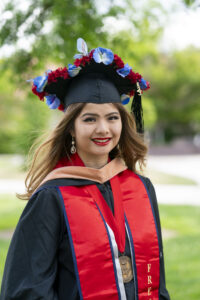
left=29, top=38, right=150, bottom=133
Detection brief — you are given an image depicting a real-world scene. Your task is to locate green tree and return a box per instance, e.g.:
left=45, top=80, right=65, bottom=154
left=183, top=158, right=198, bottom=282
left=0, top=0, right=125, bottom=77
left=0, top=67, right=50, bottom=153
left=0, top=0, right=124, bottom=154
left=146, top=47, right=200, bottom=141
left=182, top=0, right=200, bottom=7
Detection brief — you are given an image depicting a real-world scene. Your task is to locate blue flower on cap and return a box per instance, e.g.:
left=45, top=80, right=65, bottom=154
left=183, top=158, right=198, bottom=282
left=73, top=37, right=88, bottom=59
left=93, top=47, right=114, bottom=65
left=139, top=78, right=148, bottom=90
left=32, top=75, right=47, bottom=93
left=45, top=94, right=61, bottom=109
left=27, top=70, right=52, bottom=93
left=68, top=64, right=81, bottom=77
left=116, top=63, right=132, bottom=78
left=121, top=94, right=130, bottom=105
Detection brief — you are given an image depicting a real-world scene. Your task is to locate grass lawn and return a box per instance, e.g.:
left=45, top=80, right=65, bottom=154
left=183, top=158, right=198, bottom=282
left=0, top=198, right=200, bottom=299
left=0, top=239, right=10, bottom=284
left=159, top=205, right=200, bottom=299
left=0, top=194, right=25, bottom=230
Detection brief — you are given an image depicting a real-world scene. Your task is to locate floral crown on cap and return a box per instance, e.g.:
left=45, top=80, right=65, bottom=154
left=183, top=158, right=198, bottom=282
left=28, top=38, right=150, bottom=113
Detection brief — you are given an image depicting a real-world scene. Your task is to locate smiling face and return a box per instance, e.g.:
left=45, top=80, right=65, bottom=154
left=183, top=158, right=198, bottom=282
left=72, top=103, right=122, bottom=168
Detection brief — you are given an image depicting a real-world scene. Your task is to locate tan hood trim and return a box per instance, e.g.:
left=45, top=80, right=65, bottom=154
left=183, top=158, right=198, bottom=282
left=39, top=157, right=127, bottom=187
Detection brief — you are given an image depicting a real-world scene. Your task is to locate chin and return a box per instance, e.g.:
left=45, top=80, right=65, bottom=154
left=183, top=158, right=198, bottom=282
left=89, top=148, right=111, bottom=156
left=92, top=150, right=110, bottom=156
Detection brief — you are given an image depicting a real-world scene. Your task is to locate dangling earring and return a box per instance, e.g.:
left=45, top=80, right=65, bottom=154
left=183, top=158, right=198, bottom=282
left=70, top=136, right=76, bottom=154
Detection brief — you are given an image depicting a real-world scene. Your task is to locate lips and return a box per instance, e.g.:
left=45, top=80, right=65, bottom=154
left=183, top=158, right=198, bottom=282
left=92, top=138, right=111, bottom=146
left=92, top=138, right=111, bottom=142
left=92, top=137, right=111, bottom=140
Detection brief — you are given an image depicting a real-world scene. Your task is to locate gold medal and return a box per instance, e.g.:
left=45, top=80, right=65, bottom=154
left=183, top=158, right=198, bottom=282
left=119, top=255, right=133, bottom=283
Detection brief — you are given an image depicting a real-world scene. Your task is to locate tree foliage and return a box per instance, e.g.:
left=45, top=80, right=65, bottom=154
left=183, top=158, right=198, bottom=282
left=146, top=47, right=200, bottom=141
left=0, top=0, right=125, bottom=153
left=0, top=67, right=50, bottom=153
left=0, top=0, right=125, bottom=77
left=182, top=0, right=200, bottom=7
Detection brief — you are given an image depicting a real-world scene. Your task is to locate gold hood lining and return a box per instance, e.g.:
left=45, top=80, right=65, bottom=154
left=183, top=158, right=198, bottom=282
left=39, top=157, right=127, bottom=187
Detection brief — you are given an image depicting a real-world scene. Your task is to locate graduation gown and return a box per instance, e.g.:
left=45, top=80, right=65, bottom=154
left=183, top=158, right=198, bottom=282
left=0, top=157, right=170, bottom=300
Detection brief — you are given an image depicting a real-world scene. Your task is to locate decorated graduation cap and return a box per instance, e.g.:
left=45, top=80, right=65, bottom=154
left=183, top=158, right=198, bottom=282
left=29, top=38, right=150, bottom=133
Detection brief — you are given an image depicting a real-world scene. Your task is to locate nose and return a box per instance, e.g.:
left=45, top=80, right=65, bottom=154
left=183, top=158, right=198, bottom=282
left=95, top=120, right=109, bottom=134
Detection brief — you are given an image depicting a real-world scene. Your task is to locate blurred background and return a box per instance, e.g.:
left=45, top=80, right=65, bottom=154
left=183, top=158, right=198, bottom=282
left=0, top=0, right=200, bottom=298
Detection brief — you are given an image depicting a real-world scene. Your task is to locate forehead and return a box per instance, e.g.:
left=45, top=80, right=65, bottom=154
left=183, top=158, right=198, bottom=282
left=80, top=103, right=119, bottom=115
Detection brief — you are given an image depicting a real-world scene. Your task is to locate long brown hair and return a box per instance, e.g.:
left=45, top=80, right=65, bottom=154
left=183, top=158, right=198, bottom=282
left=17, top=103, right=148, bottom=200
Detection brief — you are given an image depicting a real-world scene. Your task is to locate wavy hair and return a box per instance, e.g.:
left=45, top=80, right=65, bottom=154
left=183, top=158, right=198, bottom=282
left=17, top=103, right=148, bottom=200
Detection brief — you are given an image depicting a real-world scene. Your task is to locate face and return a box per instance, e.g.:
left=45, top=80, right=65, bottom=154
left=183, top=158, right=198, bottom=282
left=72, top=103, right=122, bottom=164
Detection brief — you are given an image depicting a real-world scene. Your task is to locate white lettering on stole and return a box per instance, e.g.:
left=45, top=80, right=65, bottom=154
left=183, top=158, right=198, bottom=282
left=147, top=263, right=151, bottom=273
left=147, top=263, right=153, bottom=299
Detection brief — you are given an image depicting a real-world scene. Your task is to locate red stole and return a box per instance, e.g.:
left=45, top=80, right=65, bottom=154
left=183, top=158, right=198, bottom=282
left=56, top=153, right=160, bottom=300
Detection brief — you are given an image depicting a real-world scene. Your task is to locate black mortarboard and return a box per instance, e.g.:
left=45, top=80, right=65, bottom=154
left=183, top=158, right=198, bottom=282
left=30, top=38, right=150, bottom=133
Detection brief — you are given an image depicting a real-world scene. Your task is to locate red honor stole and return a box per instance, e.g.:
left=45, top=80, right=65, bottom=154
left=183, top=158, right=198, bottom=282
left=55, top=154, right=160, bottom=300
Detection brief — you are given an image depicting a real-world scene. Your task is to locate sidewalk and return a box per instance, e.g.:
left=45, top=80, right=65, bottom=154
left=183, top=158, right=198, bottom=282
left=154, top=184, right=200, bottom=206
left=146, top=154, right=200, bottom=205
left=147, top=154, right=200, bottom=184
left=0, top=179, right=25, bottom=194
left=0, top=155, right=199, bottom=205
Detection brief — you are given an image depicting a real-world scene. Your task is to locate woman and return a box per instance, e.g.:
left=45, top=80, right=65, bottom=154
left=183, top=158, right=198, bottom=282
left=0, top=38, right=170, bottom=300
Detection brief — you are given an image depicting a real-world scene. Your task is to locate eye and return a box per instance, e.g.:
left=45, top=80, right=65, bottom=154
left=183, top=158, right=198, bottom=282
left=108, top=116, right=119, bottom=120
left=83, top=117, right=96, bottom=122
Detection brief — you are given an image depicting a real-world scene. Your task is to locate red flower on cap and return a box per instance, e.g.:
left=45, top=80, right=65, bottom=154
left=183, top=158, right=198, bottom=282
left=113, top=54, right=125, bottom=69
left=48, top=67, right=69, bottom=84
left=32, top=85, right=46, bottom=100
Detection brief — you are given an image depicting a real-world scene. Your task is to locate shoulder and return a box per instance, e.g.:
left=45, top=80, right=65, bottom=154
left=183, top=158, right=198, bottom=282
left=9, top=185, right=65, bottom=253
left=27, top=177, right=91, bottom=218
left=121, top=169, right=154, bottom=191
left=136, top=174, right=155, bottom=191
left=136, top=174, right=160, bottom=213
left=29, top=178, right=77, bottom=211
left=30, top=185, right=60, bottom=207
left=20, top=185, right=63, bottom=227
left=136, top=174, right=157, bottom=199
left=122, top=169, right=157, bottom=202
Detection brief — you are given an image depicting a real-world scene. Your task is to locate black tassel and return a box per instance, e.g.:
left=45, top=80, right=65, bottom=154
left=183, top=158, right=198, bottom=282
left=131, top=90, right=144, bottom=134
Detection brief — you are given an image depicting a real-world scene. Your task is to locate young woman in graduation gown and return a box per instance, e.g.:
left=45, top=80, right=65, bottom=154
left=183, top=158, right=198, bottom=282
left=0, top=38, right=170, bottom=300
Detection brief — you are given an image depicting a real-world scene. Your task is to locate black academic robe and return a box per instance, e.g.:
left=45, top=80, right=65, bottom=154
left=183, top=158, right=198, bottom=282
left=0, top=176, right=170, bottom=300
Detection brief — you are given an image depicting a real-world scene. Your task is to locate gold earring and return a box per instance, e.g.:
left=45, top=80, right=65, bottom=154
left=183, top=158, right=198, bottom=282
left=70, top=137, right=76, bottom=154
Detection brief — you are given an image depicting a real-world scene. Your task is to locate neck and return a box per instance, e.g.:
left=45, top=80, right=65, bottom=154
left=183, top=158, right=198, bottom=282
left=77, top=151, right=109, bottom=169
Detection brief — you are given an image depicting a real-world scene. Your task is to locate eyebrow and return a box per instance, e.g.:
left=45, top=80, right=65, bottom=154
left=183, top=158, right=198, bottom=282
left=81, top=112, right=120, bottom=118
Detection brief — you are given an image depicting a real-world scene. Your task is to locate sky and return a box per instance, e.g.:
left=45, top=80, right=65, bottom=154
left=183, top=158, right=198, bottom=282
left=99, top=0, right=200, bottom=52
left=0, top=0, right=200, bottom=58
left=159, top=4, right=200, bottom=51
